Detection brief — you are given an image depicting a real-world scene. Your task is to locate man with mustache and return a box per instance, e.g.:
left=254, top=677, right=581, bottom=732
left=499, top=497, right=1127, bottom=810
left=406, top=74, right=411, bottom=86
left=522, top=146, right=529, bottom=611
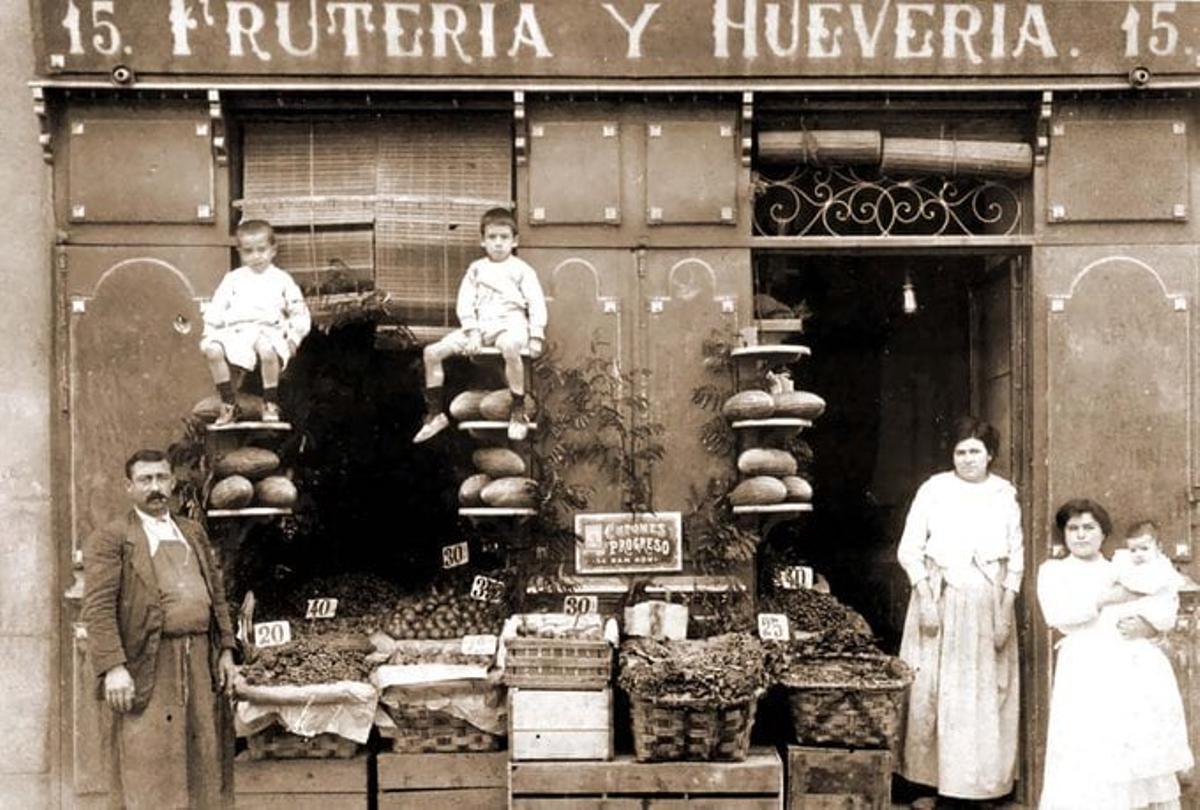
left=81, top=449, right=237, bottom=809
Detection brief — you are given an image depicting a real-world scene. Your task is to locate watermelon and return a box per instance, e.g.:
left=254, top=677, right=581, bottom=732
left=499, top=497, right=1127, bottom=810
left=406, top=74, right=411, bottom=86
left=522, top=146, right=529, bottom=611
left=737, top=448, right=798, bottom=477
left=449, top=390, right=489, bottom=422
left=772, top=391, right=826, bottom=420
left=192, top=393, right=264, bottom=422
left=209, top=476, right=254, bottom=509
left=458, top=473, right=493, bottom=506
left=480, top=477, right=538, bottom=508
left=729, top=476, right=787, bottom=506
left=479, top=389, right=536, bottom=421
left=254, top=476, right=297, bottom=508
left=722, top=390, right=775, bottom=421
left=781, top=476, right=813, bottom=502
left=472, top=447, right=526, bottom=478
left=213, top=447, right=280, bottom=480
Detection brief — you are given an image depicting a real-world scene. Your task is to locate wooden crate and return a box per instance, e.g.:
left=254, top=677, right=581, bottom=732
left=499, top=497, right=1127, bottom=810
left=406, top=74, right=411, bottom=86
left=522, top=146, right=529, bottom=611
left=377, top=751, right=507, bottom=809
left=509, top=687, right=613, bottom=761
left=233, top=752, right=368, bottom=809
left=509, top=747, right=783, bottom=808
left=786, top=745, right=892, bottom=810
left=504, top=637, right=613, bottom=690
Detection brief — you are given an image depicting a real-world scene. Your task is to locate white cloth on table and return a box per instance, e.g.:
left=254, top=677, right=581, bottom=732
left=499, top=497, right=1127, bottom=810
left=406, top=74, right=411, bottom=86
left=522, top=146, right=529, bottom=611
left=1037, top=555, right=1193, bottom=810
left=895, top=471, right=1023, bottom=800
left=200, top=265, right=310, bottom=372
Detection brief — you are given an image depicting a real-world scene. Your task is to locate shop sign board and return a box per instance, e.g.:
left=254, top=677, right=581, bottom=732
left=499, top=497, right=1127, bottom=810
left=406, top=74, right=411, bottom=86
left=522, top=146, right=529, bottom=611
left=575, top=511, right=683, bottom=574
left=34, top=1, right=1200, bottom=80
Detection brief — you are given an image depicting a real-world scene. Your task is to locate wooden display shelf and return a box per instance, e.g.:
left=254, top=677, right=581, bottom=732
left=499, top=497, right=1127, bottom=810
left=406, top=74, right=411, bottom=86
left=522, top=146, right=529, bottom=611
left=730, top=345, right=811, bottom=360
left=473, top=346, right=533, bottom=358
left=233, top=752, right=368, bottom=810
left=787, top=745, right=892, bottom=810
left=731, top=418, right=813, bottom=429
left=458, top=507, right=536, bottom=518
left=509, top=747, right=783, bottom=809
left=377, top=751, right=507, bottom=810
left=732, top=503, right=813, bottom=515
left=458, top=421, right=539, bottom=432
left=207, top=507, right=293, bottom=518
left=206, top=421, right=292, bottom=433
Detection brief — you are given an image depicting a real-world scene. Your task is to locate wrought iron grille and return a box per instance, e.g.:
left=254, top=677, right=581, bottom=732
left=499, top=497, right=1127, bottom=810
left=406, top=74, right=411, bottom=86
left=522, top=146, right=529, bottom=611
left=752, top=165, right=1025, bottom=238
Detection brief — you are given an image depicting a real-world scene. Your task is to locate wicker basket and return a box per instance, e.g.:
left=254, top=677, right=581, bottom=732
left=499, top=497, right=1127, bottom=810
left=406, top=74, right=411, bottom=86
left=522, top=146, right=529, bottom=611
left=382, top=703, right=505, bottom=754
left=245, top=727, right=361, bottom=760
left=504, top=637, right=612, bottom=690
left=628, top=691, right=762, bottom=762
left=782, top=654, right=913, bottom=750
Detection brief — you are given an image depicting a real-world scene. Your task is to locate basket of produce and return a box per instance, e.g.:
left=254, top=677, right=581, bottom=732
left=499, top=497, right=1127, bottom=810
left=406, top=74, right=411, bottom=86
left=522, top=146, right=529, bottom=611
left=619, top=633, right=768, bottom=762
left=376, top=677, right=507, bottom=754
left=244, top=727, right=361, bottom=760
left=502, top=613, right=613, bottom=690
left=777, top=653, right=913, bottom=750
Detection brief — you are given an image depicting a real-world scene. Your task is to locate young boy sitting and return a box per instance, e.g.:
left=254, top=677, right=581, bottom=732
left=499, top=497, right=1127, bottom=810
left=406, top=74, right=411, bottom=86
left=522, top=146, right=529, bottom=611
left=413, top=207, right=547, bottom=443
left=200, top=220, right=311, bottom=425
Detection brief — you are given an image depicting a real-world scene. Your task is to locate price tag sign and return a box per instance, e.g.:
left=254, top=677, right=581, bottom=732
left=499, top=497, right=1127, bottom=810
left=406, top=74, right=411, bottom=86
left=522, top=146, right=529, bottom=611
left=775, top=565, right=815, bottom=591
left=757, top=613, right=790, bottom=642
left=460, top=634, right=499, bottom=656
left=563, top=595, right=599, bottom=615
left=253, top=620, right=292, bottom=648
left=470, top=575, right=506, bottom=603
left=305, top=598, right=338, bottom=619
left=442, top=541, right=470, bottom=569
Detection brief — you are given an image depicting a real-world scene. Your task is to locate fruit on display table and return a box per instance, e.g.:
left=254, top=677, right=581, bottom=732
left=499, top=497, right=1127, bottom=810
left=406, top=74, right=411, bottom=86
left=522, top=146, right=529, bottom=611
left=383, top=587, right=506, bottom=640
left=473, top=447, right=526, bottom=477
left=480, top=476, right=538, bottom=508
left=781, top=476, right=813, bottom=502
left=209, top=475, right=254, bottom=508
left=214, top=446, right=280, bottom=479
left=772, top=391, right=826, bottom=419
left=254, top=475, right=297, bottom=507
left=722, top=390, right=775, bottom=421
left=449, top=389, right=489, bottom=421
left=458, top=473, right=492, bottom=506
left=737, top=448, right=798, bottom=476
left=478, top=389, right=536, bottom=421
left=619, top=633, right=768, bottom=706
left=729, top=476, right=788, bottom=506
left=241, top=636, right=372, bottom=686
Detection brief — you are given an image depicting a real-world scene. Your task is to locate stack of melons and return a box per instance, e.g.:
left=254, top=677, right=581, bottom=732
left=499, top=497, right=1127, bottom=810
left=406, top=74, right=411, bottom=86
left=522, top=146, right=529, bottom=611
left=729, top=448, right=812, bottom=506
left=458, top=447, right=538, bottom=509
left=449, top=389, right=536, bottom=423
left=209, top=447, right=297, bottom=510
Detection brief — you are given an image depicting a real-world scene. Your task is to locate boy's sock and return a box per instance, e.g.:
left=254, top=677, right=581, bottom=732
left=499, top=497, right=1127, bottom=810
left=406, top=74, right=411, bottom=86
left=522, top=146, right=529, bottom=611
left=263, top=387, right=279, bottom=405
left=511, top=392, right=525, bottom=412
left=217, top=381, right=236, bottom=404
left=424, top=386, right=444, bottom=416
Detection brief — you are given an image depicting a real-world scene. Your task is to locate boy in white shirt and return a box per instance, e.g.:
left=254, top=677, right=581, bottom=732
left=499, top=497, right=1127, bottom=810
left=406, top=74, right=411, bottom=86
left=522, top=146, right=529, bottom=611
left=414, top=208, right=547, bottom=443
left=200, top=220, right=311, bottom=425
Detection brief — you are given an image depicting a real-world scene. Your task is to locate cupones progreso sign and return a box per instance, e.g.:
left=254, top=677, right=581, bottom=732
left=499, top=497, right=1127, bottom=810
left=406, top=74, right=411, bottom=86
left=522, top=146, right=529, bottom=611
left=575, top=512, right=683, bottom=574
left=34, top=0, right=1200, bottom=79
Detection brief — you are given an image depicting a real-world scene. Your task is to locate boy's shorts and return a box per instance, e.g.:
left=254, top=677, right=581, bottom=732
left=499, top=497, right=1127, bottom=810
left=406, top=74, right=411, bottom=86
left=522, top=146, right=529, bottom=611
left=200, top=324, right=294, bottom=372
left=440, top=319, right=530, bottom=353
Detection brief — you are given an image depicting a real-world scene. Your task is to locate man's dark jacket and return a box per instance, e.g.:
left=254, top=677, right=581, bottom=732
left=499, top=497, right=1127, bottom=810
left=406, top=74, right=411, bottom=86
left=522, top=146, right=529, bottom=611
left=81, top=510, right=236, bottom=712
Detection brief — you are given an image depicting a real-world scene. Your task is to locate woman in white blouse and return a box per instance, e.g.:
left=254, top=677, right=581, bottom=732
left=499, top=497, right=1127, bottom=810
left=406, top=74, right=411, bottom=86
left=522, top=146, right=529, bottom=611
left=1038, top=499, right=1192, bottom=810
left=896, top=416, right=1024, bottom=808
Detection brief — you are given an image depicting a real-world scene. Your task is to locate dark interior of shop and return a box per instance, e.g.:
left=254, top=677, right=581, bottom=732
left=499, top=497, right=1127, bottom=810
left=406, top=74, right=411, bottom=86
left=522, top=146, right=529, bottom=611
left=754, top=252, right=1021, bottom=653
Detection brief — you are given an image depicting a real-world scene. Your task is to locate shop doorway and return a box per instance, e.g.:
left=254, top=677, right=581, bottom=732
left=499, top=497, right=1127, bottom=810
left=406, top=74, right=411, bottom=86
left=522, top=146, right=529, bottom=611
left=752, top=251, right=1029, bottom=652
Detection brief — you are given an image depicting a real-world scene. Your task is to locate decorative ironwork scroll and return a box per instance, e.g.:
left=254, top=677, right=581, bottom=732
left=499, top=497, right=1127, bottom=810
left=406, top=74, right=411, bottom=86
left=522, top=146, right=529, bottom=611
left=752, top=166, right=1025, bottom=238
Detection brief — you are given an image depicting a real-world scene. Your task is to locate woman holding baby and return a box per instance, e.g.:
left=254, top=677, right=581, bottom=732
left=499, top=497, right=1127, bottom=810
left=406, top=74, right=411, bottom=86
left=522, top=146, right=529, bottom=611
left=1038, top=498, right=1193, bottom=810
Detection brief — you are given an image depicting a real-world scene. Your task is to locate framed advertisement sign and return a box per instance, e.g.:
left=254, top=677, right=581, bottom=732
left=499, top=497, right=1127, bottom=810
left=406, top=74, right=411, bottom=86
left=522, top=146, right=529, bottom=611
left=575, top=512, right=683, bottom=575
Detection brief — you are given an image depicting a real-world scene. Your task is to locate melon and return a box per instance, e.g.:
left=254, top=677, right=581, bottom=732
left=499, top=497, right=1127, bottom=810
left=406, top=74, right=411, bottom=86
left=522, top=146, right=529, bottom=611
left=213, top=447, right=280, bottom=480
left=192, top=393, right=264, bottom=422
left=737, top=448, right=798, bottom=477
left=254, top=476, right=297, bottom=508
left=479, top=389, right=536, bottom=421
left=781, top=476, right=813, bottom=502
left=722, top=390, right=775, bottom=421
left=449, top=390, right=489, bottom=422
left=209, top=475, right=254, bottom=509
left=729, top=476, right=787, bottom=506
left=472, top=447, right=526, bottom=478
left=772, top=391, right=826, bottom=420
left=458, top=473, right=493, bottom=506
left=481, top=477, right=538, bottom=508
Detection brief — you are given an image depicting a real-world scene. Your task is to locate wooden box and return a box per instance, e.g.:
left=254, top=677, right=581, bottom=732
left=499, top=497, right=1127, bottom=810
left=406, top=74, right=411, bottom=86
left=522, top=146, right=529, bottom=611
left=233, top=752, right=368, bottom=809
left=509, top=687, right=613, bottom=761
left=786, top=745, right=892, bottom=810
left=509, top=747, right=783, bottom=808
left=377, top=751, right=507, bottom=810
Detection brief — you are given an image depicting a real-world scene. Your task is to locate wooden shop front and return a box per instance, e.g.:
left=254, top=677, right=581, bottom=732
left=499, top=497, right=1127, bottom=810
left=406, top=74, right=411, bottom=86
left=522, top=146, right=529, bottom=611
left=29, top=1, right=1200, bottom=807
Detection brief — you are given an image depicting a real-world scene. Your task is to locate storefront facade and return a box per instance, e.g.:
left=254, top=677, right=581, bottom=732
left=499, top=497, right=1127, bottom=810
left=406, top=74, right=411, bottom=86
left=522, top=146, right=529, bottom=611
left=10, top=1, right=1200, bottom=807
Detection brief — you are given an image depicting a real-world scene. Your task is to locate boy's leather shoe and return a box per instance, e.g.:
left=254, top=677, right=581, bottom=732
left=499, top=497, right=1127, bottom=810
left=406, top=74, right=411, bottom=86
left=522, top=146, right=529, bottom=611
left=507, top=410, right=530, bottom=442
left=214, top=402, right=239, bottom=426
left=413, top=412, right=450, bottom=443
left=261, top=402, right=282, bottom=423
